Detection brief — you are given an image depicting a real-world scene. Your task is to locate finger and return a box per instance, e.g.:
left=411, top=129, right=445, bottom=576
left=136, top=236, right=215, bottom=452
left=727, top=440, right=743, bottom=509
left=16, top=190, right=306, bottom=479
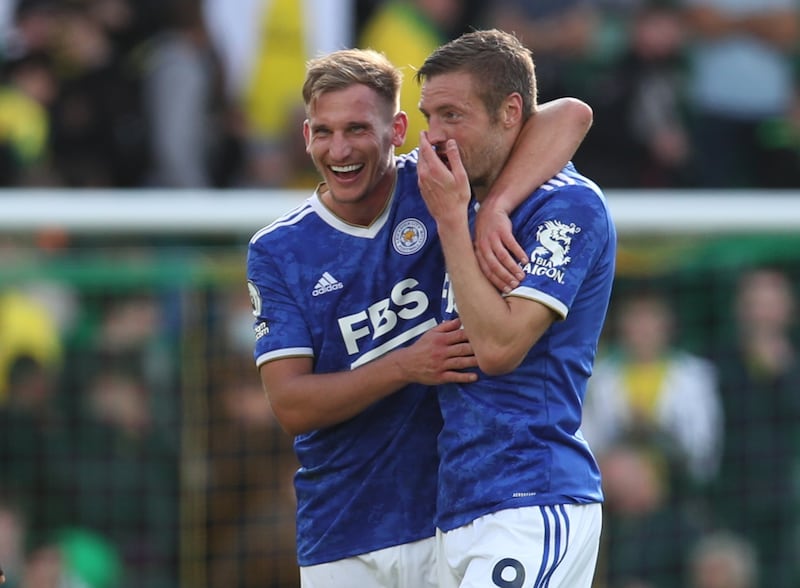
left=487, top=269, right=516, bottom=294
left=444, top=139, right=468, bottom=185
left=478, top=232, right=524, bottom=280
left=440, top=369, right=479, bottom=384
left=433, top=318, right=464, bottom=334
left=476, top=244, right=519, bottom=294
left=422, top=134, right=452, bottom=179
left=417, top=133, right=431, bottom=177
left=419, top=130, right=433, bottom=159
left=490, top=245, right=523, bottom=285
left=440, top=329, right=471, bottom=347
left=445, top=342, right=474, bottom=358
left=500, top=232, right=529, bottom=268
left=445, top=354, right=479, bottom=370
left=419, top=131, right=446, bottom=176
left=441, top=317, right=463, bottom=330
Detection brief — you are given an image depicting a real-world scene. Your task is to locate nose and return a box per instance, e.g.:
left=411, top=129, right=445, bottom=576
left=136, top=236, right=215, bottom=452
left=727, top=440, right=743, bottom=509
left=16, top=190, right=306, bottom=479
left=425, top=118, right=447, bottom=150
left=329, top=132, right=352, bottom=161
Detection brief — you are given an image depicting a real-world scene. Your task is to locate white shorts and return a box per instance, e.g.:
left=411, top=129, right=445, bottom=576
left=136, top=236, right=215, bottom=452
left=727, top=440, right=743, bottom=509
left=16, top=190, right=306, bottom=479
left=436, top=503, right=602, bottom=588
left=299, top=536, right=437, bottom=588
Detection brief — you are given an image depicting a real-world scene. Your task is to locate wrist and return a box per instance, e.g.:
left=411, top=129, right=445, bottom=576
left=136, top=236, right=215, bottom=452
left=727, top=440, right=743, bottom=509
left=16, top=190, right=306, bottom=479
left=480, top=191, right=512, bottom=215
left=436, top=210, right=469, bottom=235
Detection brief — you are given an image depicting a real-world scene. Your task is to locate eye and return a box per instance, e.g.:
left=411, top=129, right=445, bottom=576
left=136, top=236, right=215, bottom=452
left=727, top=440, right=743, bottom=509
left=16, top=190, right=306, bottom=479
left=443, top=110, right=460, bottom=122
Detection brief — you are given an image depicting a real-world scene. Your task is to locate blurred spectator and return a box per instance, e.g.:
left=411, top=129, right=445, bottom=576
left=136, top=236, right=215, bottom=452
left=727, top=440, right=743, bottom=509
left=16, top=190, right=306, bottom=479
left=53, top=288, right=179, bottom=588
left=573, top=0, right=694, bottom=188
left=597, top=439, right=704, bottom=588
left=141, top=0, right=241, bottom=188
left=22, top=527, right=122, bottom=588
left=55, top=361, right=179, bottom=588
left=0, top=498, right=27, bottom=588
left=0, top=51, right=58, bottom=186
left=486, top=0, right=599, bottom=103
left=203, top=0, right=354, bottom=187
left=0, top=288, right=63, bottom=404
left=359, top=0, right=465, bottom=150
left=707, top=267, right=800, bottom=587
left=688, top=530, right=758, bottom=588
left=682, top=0, right=800, bottom=187
left=0, top=0, right=16, bottom=51
left=205, top=353, right=298, bottom=588
left=0, top=354, right=72, bottom=549
left=2, top=0, right=61, bottom=59
left=42, top=3, right=147, bottom=187
left=583, top=289, right=723, bottom=491
left=201, top=290, right=298, bottom=587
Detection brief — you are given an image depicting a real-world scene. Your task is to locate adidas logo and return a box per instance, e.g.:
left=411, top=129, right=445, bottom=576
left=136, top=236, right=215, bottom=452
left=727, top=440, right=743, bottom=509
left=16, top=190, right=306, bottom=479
left=312, top=272, right=344, bottom=297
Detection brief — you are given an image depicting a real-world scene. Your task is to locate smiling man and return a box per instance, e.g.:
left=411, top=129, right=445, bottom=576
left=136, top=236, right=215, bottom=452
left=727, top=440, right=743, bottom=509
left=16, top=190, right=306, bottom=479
left=245, top=47, right=593, bottom=588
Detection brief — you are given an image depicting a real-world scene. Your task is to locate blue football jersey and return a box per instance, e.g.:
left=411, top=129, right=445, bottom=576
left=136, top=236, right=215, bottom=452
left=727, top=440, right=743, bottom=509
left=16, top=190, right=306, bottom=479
left=246, top=151, right=445, bottom=566
left=436, top=163, right=616, bottom=532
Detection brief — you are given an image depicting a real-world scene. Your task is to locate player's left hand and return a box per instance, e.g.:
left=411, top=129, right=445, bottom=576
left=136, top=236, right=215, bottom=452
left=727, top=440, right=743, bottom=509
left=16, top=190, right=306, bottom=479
left=417, top=132, right=471, bottom=222
left=474, top=201, right=527, bottom=293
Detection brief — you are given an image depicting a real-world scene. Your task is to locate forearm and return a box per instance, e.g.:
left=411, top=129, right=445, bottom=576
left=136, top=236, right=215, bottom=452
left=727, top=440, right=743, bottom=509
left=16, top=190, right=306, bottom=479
left=262, top=319, right=478, bottom=434
left=484, top=97, right=592, bottom=214
left=261, top=352, right=415, bottom=435
left=437, top=216, right=523, bottom=373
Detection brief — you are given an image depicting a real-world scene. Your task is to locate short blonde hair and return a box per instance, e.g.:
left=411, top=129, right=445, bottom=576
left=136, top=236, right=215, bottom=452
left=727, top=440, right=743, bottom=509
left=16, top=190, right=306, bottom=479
left=302, top=49, right=402, bottom=115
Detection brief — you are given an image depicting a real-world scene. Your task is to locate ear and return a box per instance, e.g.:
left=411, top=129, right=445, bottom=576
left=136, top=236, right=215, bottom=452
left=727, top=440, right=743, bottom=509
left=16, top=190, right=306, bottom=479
left=392, top=111, right=409, bottom=147
left=502, top=93, right=524, bottom=129
left=303, top=119, right=311, bottom=153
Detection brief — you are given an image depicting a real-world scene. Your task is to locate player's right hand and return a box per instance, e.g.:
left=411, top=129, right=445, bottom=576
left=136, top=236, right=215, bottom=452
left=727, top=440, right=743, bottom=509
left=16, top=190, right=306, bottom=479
left=400, top=319, right=478, bottom=385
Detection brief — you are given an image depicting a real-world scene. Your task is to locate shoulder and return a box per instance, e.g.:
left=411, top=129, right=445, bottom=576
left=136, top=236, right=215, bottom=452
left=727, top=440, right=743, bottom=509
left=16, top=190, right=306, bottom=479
left=249, top=198, right=316, bottom=248
left=540, top=165, right=606, bottom=203
left=396, top=149, right=420, bottom=172
left=395, top=150, right=424, bottom=197
left=519, top=168, right=610, bottom=229
left=531, top=165, right=614, bottom=231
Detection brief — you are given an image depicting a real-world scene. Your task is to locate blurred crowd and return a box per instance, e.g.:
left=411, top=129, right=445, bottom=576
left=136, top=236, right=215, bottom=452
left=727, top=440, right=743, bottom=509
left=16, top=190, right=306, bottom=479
left=585, top=266, right=800, bottom=588
left=2, top=254, right=799, bottom=587
left=0, top=262, right=301, bottom=587
left=1, top=0, right=799, bottom=190
left=2, top=1, right=800, bottom=587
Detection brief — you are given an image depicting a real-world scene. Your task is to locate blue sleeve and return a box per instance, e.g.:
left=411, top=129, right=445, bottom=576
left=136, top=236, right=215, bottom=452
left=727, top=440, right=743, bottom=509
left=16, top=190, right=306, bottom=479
left=512, top=185, right=612, bottom=318
left=246, top=237, right=313, bottom=366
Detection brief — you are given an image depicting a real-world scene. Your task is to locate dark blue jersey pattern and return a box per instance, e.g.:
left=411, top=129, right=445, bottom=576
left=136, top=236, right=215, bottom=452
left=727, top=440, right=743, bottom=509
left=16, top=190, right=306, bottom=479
left=246, top=151, right=445, bottom=566
left=436, top=163, right=616, bottom=532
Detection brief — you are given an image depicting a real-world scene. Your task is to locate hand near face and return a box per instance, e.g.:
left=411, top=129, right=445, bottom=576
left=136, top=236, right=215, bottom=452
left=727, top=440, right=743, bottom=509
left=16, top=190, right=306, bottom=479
left=417, top=131, right=472, bottom=224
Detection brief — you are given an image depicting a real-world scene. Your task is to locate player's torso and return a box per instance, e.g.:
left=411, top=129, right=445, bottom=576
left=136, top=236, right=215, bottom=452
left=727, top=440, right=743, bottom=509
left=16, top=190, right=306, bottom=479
left=435, top=166, right=613, bottom=530
left=248, top=156, right=446, bottom=562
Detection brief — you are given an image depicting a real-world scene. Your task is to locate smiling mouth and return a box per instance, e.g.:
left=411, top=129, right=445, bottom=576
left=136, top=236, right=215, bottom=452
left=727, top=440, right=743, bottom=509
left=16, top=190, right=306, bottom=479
left=330, top=163, right=364, bottom=178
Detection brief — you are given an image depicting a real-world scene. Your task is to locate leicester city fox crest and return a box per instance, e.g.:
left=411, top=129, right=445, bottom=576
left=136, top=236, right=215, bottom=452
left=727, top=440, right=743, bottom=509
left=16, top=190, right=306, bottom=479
left=392, top=218, right=427, bottom=255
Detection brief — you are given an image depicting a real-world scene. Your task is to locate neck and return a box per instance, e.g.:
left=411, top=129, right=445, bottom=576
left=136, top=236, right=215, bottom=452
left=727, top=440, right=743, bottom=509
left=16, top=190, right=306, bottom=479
left=321, top=166, right=397, bottom=227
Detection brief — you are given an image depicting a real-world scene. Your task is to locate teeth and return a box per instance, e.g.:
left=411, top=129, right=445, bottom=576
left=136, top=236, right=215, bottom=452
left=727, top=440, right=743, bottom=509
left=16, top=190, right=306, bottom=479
left=331, top=164, right=363, bottom=173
